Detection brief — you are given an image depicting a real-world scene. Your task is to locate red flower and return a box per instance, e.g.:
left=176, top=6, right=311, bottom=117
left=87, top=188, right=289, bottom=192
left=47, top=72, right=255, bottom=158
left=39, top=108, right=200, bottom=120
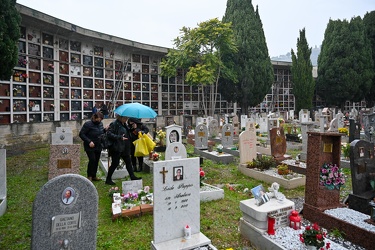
left=316, top=234, right=323, bottom=240
left=200, top=170, right=205, bottom=177
left=326, top=242, right=330, bottom=249
left=312, top=223, right=320, bottom=230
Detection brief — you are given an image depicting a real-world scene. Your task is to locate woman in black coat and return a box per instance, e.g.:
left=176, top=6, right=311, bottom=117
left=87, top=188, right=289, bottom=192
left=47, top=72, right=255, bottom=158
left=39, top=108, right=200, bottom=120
left=128, top=118, right=149, bottom=172
left=79, top=112, right=105, bottom=181
left=106, top=115, right=141, bottom=185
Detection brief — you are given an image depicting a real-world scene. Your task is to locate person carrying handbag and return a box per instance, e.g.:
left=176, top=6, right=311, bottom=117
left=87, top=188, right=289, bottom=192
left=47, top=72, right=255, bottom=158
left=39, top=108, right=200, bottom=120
left=128, top=118, right=149, bottom=172
left=106, top=115, right=141, bottom=185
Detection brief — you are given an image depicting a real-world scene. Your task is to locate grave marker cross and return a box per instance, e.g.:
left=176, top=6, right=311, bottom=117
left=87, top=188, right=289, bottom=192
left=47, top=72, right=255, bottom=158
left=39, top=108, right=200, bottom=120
left=159, top=167, right=168, bottom=184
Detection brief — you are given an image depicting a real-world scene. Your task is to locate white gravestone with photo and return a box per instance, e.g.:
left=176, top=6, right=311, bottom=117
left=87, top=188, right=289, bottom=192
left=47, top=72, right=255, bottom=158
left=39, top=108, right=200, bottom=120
left=151, top=158, right=215, bottom=250
left=194, top=124, right=208, bottom=149
left=299, top=109, right=310, bottom=123
left=241, top=115, right=248, bottom=130
left=165, top=142, right=187, bottom=160
left=31, top=174, right=98, bottom=250
left=221, top=124, right=234, bottom=148
left=165, top=124, right=182, bottom=149
left=0, top=149, right=6, bottom=216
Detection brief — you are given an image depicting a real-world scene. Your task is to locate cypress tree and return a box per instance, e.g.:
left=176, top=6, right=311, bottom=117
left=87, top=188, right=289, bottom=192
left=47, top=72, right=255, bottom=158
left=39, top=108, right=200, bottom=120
left=220, top=0, right=273, bottom=114
left=291, top=28, right=315, bottom=112
left=0, top=0, right=21, bottom=80
left=363, top=11, right=375, bottom=107
left=317, top=17, right=373, bottom=108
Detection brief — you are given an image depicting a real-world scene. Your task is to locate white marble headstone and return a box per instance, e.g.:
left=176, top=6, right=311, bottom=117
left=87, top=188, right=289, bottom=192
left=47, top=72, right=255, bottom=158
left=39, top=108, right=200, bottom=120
left=165, top=142, right=187, bottom=160
left=165, top=124, right=182, bottom=149
left=51, top=127, right=73, bottom=145
left=122, top=180, right=143, bottom=194
left=299, top=109, right=310, bottom=123
left=152, top=158, right=200, bottom=244
left=239, top=128, right=257, bottom=164
left=240, top=115, right=248, bottom=130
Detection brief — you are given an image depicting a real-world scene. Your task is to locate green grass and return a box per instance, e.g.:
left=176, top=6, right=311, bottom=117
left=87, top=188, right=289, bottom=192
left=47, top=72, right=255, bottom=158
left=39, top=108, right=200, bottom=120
left=0, top=142, right=317, bottom=250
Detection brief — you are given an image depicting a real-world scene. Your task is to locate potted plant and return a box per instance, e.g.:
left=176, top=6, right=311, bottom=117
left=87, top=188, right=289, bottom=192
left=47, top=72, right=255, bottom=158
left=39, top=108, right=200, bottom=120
left=299, top=223, right=330, bottom=249
left=277, top=164, right=289, bottom=175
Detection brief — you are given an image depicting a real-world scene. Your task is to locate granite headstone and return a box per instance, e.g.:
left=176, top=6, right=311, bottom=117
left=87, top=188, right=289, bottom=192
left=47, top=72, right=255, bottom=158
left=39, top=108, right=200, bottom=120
left=239, top=126, right=257, bottom=164
left=31, top=174, right=98, bottom=250
left=165, top=142, right=187, bottom=160
left=194, top=124, right=208, bottom=149
left=221, top=124, right=234, bottom=148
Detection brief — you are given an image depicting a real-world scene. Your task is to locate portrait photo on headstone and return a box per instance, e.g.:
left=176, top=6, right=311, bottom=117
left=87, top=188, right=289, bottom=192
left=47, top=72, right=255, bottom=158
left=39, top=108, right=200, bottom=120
left=173, top=166, right=183, bottom=181
left=169, top=130, right=179, bottom=143
left=62, top=187, right=75, bottom=205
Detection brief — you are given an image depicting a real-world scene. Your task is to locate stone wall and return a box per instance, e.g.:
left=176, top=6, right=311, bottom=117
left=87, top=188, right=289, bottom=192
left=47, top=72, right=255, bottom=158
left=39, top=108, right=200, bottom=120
left=0, top=120, right=85, bottom=149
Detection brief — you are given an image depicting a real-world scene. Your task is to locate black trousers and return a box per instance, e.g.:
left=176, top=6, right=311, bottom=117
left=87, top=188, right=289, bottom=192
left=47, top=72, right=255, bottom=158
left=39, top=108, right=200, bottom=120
left=107, top=151, right=135, bottom=181
left=85, top=149, right=101, bottom=178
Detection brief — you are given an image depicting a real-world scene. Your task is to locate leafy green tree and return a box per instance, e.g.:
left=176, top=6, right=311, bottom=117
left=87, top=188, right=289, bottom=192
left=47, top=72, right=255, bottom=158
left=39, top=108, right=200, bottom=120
left=291, top=28, right=315, bottom=112
left=363, top=11, right=375, bottom=107
left=160, top=18, right=237, bottom=116
left=0, top=0, right=21, bottom=80
left=219, top=0, right=274, bottom=114
left=316, top=17, right=373, bottom=108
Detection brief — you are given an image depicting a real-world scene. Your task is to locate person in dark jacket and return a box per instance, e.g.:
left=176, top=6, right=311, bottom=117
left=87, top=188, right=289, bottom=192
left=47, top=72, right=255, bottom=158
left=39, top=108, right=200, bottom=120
left=106, top=115, right=141, bottom=185
left=100, top=103, right=109, bottom=119
left=128, top=117, right=149, bottom=172
left=79, top=112, right=105, bottom=181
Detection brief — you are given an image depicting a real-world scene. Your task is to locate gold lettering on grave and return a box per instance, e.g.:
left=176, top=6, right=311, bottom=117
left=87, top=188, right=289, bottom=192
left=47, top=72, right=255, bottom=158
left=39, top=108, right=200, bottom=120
left=57, top=159, right=72, bottom=169
left=224, top=132, right=231, bottom=136
left=323, top=143, right=333, bottom=153
left=198, top=132, right=205, bottom=137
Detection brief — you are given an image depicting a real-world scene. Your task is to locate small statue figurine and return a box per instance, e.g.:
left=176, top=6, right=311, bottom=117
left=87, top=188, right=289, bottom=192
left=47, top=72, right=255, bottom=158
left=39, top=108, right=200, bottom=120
left=267, top=182, right=285, bottom=202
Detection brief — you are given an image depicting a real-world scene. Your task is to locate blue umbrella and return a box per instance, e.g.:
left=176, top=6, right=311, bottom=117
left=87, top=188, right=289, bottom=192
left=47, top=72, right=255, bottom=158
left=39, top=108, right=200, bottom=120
left=114, top=102, right=157, bottom=118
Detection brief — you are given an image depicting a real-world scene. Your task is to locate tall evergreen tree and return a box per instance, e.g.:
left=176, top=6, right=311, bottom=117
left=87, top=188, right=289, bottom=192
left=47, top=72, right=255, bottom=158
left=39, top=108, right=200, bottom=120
left=363, top=11, right=375, bottom=107
left=220, top=0, right=273, bottom=114
left=0, top=0, right=21, bottom=80
left=316, top=17, right=373, bottom=108
left=291, top=28, right=315, bottom=112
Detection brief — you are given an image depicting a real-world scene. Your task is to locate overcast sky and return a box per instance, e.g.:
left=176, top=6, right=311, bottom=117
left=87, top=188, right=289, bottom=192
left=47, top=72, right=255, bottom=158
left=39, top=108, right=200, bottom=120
left=17, top=0, right=374, bottom=57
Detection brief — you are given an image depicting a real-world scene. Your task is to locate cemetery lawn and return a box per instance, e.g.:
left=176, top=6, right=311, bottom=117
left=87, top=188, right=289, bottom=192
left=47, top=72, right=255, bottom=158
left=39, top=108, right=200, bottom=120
left=0, top=143, right=352, bottom=250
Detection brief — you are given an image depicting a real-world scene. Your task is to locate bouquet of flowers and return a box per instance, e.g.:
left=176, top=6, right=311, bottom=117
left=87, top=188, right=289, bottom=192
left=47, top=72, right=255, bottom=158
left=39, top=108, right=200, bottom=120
left=155, top=129, right=166, bottom=146
left=108, top=186, right=120, bottom=197
left=299, top=223, right=330, bottom=249
left=122, top=192, right=140, bottom=209
left=319, top=163, right=345, bottom=190
left=137, top=186, right=153, bottom=204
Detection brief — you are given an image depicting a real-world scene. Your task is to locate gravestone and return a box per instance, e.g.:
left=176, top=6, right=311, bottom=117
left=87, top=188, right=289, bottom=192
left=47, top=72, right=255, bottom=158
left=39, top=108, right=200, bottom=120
left=269, top=127, right=287, bottom=162
left=221, top=124, right=234, bottom=148
left=267, top=118, right=278, bottom=140
left=240, top=115, right=248, bottom=130
left=165, top=124, right=182, bottom=149
left=327, top=117, right=339, bottom=132
left=48, top=144, right=81, bottom=180
left=258, top=116, right=268, bottom=134
left=194, top=124, right=208, bottom=149
left=0, top=149, right=6, bottom=216
left=232, top=115, right=239, bottom=137
left=196, top=117, right=204, bottom=127
left=208, top=119, right=219, bottom=138
left=336, top=110, right=344, bottom=128
left=348, top=140, right=375, bottom=215
left=51, top=127, right=73, bottom=145
left=165, top=142, right=187, bottom=160
left=363, top=113, right=375, bottom=143
left=349, top=118, right=361, bottom=143
left=183, top=115, right=193, bottom=137
left=151, top=158, right=214, bottom=249
left=300, top=122, right=314, bottom=162
left=122, top=179, right=143, bottom=194
left=143, top=121, right=156, bottom=140
left=31, top=174, right=98, bottom=250
left=299, top=109, right=310, bottom=123
left=49, top=127, right=80, bottom=180
left=239, top=125, right=257, bottom=164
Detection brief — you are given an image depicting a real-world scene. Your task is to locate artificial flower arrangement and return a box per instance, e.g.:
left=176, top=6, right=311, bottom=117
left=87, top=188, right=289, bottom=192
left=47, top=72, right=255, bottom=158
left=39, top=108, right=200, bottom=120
left=155, top=129, right=166, bottom=146
left=299, top=223, right=330, bottom=249
left=110, top=186, right=153, bottom=210
left=200, top=168, right=205, bottom=187
left=338, top=127, right=349, bottom=136
left=319, top=163, right=345, bottom=190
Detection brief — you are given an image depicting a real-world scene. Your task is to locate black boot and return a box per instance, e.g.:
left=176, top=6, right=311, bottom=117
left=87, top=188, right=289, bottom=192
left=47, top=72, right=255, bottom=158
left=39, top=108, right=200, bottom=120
left=106, top=165, right=116, bottom=185
left=126, top=163, right=141, bottom=180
